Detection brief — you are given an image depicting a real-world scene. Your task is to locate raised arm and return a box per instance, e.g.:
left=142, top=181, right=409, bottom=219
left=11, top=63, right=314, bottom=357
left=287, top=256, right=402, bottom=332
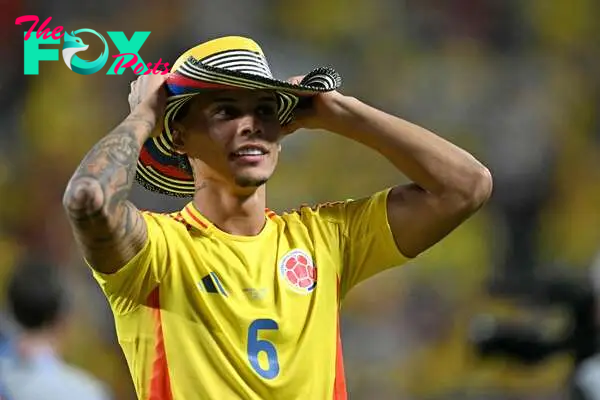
left=329, top=95, right=492, bottom=258
left=287, top=88, right=492, bottom=259
left=63, top=74, right=168, bottom=274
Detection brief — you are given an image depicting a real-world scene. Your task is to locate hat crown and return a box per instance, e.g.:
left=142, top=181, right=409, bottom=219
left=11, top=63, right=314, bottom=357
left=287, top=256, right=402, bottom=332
left=172, top=36, right=273, bottom=79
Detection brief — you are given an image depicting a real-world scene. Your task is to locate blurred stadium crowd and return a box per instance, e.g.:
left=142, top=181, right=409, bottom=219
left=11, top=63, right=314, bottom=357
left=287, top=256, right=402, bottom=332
left=1, top=0, right=599, bottom=399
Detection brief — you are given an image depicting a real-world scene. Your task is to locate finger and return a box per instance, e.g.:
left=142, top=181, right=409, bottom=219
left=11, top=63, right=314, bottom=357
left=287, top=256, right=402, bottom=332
left=286, top=75, right=305, bottom=85
left=131, top=78, right=141, bottom=96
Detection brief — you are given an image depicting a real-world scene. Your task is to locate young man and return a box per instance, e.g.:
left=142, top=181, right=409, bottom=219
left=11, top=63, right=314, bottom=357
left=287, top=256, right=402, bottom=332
left=63, top=36, right=492, bottom=399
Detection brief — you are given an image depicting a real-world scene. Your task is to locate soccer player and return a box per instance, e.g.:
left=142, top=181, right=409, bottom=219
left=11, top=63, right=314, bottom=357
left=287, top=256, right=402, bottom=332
left=63, top=36, right=492, bottom=399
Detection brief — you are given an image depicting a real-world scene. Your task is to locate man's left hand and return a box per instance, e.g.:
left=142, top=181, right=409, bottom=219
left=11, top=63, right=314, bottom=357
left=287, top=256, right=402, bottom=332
left=282, top=76, right=347, bottom=135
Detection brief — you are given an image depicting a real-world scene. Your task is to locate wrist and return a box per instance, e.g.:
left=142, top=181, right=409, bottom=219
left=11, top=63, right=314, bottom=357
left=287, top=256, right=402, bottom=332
left=131, top=102, right=160, bottom=121
left=127, top=106, right=161, bottom=141
left=323, top=94, right=362, bottom=133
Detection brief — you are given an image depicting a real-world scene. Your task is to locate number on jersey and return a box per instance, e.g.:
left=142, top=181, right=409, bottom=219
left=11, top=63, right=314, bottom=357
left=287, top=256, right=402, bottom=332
left=247, top=319, right=280, bottom=379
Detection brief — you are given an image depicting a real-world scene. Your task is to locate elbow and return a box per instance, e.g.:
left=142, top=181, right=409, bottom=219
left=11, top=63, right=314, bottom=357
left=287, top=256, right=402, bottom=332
left=62, top=178, right=106, bottom=219
left=458, top=164, right=493, bottom=212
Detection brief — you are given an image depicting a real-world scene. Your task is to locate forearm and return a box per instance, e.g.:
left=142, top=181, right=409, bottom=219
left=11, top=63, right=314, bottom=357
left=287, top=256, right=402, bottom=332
left=63, top=107, right=156, bottom=271
left=64, top=109, right=153, bottom=215
left=325, top=96, right=491, bottom=202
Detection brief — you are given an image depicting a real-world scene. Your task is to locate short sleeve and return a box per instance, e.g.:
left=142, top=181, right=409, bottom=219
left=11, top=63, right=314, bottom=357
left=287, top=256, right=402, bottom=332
left=338, top=188, right=409, bottom=296
left=90, top=212, right=169, bottom=315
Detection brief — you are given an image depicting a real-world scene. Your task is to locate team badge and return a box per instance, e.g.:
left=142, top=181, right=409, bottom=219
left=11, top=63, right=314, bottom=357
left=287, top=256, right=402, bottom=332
left=279, top=249, right=317, bottom=294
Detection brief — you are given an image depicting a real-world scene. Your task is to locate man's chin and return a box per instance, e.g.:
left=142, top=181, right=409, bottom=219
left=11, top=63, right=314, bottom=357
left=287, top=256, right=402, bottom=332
left=234, top=175, right=269, bottom=188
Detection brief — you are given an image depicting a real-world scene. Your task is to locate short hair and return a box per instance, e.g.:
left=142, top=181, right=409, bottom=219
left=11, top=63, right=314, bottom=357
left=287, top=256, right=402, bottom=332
left=172, top=100, right=194, bottom=176
left=6, top=260, right=67, bottom=331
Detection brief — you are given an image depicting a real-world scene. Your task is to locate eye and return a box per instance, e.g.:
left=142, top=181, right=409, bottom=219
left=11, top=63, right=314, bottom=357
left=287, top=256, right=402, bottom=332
left=214, top=105, right=238, bottom=119
left=257, top=105, right=277, bottom=118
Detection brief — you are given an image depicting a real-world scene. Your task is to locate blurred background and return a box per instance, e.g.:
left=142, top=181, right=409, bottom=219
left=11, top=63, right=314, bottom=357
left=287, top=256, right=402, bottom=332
left=1, top=0, right=600, bottom=399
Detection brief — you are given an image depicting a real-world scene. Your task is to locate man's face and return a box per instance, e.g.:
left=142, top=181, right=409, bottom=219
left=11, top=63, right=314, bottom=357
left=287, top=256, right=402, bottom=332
left=173, top=89, right=282, bottom=191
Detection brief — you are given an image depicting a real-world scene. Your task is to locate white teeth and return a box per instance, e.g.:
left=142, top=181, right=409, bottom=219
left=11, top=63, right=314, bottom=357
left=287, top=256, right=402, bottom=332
left=235, top=148, right=265, bottom=156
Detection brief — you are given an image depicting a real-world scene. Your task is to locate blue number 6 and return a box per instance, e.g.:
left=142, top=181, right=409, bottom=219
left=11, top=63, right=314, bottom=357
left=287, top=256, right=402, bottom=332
left=247, top=319, right=280, bottom=379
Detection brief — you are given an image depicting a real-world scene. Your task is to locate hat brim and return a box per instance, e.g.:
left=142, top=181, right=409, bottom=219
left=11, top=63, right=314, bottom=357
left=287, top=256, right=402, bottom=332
left=135, top=57, right=342, bottom=198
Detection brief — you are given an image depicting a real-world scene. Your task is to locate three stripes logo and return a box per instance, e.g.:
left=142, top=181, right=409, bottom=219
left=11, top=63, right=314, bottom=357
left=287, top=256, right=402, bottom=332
left=197, top=272, right=228, bottom=297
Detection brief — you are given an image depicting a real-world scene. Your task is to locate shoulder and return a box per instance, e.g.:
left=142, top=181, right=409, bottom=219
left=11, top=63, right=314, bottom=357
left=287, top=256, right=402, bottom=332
left=1, top=360, right=111, bottom=400
left=141, top=209, right=193, bottom=233
left=54, top=364, right=111, bottom=399
left=280, top=200, right=351, bottom=226
left=279, top=189, right=391, bottom=226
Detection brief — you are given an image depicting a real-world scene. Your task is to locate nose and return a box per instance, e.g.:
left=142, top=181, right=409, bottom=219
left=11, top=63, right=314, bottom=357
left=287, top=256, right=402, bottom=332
left=238, top=114, right=263, bottom=137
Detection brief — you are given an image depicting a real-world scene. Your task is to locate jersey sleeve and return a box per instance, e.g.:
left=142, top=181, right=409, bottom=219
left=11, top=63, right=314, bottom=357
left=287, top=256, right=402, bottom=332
left=89, top=212, right=170, bottom=315
left=334, top=188, right=409, bottom=297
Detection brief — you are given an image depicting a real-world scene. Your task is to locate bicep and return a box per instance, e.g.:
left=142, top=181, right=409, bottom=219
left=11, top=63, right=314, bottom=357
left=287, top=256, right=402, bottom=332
left=66, top=198, right=170, bottom=314
left=65, top=194, right=148, bottom=274
left=387, top=183, right=477, bottom=258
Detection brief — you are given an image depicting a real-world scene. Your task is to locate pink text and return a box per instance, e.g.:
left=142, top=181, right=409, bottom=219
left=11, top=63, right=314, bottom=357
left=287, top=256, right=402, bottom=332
left=15, top=15, right=64, bottom=41
left=112, top=53, right=170, bottom=75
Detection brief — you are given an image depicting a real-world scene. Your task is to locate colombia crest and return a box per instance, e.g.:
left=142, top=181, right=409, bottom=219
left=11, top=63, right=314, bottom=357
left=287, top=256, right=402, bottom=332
left=279, top=249, right=317, bottom=294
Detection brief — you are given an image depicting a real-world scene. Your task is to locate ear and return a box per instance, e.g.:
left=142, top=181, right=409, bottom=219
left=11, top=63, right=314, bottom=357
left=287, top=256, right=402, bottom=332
left=278, top=143, right=282, bottom=152
left=170, top=121, right=187, bottom=155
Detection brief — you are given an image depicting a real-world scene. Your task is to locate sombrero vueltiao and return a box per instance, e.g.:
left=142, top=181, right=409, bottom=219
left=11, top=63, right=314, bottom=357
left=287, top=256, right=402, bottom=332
left=136, top=36, right=342, bottom=197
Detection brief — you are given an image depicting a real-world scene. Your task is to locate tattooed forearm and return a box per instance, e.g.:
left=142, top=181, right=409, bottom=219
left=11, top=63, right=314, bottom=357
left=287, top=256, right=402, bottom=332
left=65, top=118, right=146, bottom=216
left=63, top=114, right=155, bottom=272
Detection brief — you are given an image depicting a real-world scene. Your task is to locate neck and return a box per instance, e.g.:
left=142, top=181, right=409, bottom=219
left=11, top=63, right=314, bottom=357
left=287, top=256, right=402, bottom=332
left=17, top=329, right=59, bottom=358
left=193, top=180, right=267, bottom=236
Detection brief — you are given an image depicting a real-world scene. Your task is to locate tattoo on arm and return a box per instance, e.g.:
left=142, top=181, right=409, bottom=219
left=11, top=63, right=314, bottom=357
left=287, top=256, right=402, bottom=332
left=64, top=116, right=154, bottom=271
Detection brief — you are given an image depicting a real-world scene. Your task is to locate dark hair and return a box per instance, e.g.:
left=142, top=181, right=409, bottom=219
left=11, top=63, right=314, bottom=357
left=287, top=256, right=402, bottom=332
left=6, top=260, right=67, bottom=331
left=177, top=154, right=193, bottom=177
left=173, top=100, right=194, bottom=176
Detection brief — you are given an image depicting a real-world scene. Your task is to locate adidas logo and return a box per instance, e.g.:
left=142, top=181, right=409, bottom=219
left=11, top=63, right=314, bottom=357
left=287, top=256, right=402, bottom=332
left=197, top=272, right=228, bottom=297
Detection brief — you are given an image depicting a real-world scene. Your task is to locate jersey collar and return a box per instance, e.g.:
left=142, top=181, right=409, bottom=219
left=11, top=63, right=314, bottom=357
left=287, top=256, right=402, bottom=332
left=180, top=202, right=279, bottom=235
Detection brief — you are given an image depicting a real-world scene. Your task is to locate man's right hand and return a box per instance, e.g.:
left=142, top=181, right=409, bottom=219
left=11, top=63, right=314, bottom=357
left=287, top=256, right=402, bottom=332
left=128, top=73, right=169, bottom=137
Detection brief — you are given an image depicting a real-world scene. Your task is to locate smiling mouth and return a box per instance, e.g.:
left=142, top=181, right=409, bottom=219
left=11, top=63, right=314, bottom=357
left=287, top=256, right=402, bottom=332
left=229, top=145, right=269, bottom=160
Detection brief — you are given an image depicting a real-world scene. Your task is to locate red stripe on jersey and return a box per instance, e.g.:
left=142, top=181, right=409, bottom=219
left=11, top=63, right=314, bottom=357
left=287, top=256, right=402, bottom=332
left=147, top=288, right=174, bottom=400
left=265, top=208, right=277, bottom=220
left=166, top=212, right=193, bottom=231
left=184, top=205, right=210, bottom=229
left=333, top=319, right=347, bottom=400
left=333, top=279, right=347, bottom=400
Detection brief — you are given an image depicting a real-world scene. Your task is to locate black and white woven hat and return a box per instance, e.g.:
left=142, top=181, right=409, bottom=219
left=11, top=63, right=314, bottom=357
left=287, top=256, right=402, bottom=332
left=136, top=36, right=342, bottom=197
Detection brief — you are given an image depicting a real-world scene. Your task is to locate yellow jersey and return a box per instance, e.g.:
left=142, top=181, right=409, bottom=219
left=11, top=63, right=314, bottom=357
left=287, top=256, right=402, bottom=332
left=91, top=188, right=408, bottom=400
